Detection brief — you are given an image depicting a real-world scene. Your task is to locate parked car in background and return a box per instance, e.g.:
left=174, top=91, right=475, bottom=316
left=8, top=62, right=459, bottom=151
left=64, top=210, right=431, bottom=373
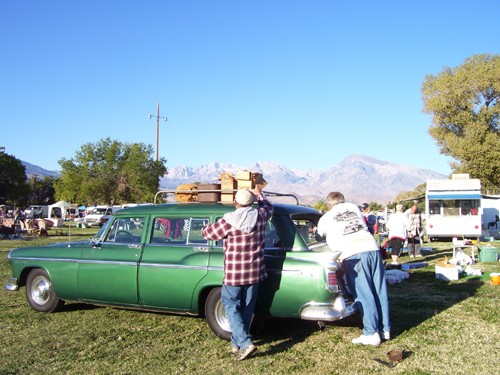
left=5, top=198, right=357, bottom=340
left=83, top=205, right=122, bottom=227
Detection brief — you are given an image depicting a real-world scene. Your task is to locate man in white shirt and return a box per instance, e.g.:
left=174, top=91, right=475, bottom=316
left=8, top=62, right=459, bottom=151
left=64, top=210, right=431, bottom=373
left=317, top=192, right=390, bottom=346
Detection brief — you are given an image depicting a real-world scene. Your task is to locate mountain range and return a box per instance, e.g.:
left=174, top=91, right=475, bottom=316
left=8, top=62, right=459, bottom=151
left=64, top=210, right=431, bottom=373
left=159, top=155, right=447, bottom=205
left=22, top=161, right=59, bottom=179
left=22, top=155, right=446, bottom=205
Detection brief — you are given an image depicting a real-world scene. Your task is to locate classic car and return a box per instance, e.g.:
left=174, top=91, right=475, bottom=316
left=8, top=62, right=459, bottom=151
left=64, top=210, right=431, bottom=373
left=5, top=199, right=357, bottom=340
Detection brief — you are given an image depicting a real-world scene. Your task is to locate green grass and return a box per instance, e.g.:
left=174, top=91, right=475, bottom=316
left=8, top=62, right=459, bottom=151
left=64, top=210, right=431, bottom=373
left=1, top=232, right=499, bottom=374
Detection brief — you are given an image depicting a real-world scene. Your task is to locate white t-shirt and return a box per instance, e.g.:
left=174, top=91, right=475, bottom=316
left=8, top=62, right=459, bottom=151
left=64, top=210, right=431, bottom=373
left=386, top=212, right=410, bottom=240
left=316, top=202, right=379, bottom=260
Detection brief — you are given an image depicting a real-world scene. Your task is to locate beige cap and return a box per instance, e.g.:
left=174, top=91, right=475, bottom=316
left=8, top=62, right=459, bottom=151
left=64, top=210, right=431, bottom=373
left=235, top=189, right=254, bottom=206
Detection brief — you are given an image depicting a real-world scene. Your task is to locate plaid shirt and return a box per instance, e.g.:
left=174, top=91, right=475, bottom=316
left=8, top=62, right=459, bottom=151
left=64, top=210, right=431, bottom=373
left=201, top=195, right=273, bottom=286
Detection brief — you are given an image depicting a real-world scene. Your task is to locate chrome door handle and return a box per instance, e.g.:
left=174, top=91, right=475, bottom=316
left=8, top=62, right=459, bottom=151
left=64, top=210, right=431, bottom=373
left=194, top=246, right=209, bottom=252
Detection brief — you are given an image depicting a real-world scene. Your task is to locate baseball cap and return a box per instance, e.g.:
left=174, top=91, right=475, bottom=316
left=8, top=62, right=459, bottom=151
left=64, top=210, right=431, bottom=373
left=360, top=203, right=369, bottom=210
left=235, top=189, right=254, bottom=206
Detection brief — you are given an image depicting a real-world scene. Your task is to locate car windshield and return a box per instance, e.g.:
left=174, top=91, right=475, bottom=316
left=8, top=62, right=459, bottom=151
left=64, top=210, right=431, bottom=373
left=90, top=219, right=112, bottom=243
left=91, top=208, right=108, bottom=215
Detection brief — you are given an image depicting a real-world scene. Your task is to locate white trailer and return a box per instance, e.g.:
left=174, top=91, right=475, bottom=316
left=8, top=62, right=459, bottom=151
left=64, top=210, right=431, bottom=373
left=46, top=201, right=77, bottom=227
left=425, top=174, right=482, bottom=240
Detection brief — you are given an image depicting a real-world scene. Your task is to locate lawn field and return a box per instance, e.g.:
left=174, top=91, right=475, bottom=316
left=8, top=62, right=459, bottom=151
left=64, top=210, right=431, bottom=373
left=1, top=230, right=499, bottom=374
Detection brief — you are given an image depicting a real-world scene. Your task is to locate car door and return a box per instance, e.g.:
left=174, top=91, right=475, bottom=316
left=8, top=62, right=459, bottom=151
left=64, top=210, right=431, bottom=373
left=138, top=216, right=210, bottom=311
left=77, top=216, right=147, bottom=305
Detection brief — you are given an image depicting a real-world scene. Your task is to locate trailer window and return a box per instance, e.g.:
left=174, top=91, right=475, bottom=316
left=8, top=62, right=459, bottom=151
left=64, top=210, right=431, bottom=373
left=460, top=200, right=479, bottom=215
left=429, top=200, right=441, bottom=215
left=443, top=200, right=460, bottom=216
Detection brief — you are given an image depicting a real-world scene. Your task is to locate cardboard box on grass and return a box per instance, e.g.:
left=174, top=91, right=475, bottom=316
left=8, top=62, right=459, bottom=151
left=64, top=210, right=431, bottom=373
left=435, top=257, right=459, bottom=281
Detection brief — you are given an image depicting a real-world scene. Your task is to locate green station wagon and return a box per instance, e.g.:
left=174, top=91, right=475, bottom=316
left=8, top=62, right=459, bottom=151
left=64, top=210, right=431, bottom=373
left=5, top=198, right=357, bottom=340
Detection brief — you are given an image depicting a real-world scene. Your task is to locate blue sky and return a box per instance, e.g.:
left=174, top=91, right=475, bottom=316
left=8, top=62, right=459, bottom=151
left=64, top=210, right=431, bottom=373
left=1, top=1, right=499, bottom=175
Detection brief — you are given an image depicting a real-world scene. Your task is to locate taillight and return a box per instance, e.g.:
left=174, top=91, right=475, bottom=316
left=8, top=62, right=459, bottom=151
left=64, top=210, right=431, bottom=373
left=328, top=272, right=337, bottom=285
left=327, top=271, right=339, bottom=293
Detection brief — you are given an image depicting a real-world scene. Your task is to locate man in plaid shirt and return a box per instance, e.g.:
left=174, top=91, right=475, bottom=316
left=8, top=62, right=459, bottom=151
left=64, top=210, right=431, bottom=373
left=202, top=184, right=273, bottom=360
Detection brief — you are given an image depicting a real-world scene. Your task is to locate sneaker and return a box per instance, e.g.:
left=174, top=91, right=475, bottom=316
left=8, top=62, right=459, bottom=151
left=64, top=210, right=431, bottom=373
left=409, top=255, right=415, bottom=258
left=382, top=332, right=391, bottom=340
left=391, top=262, right=399, bottom=265
left=237, top=344, right=256, bottom=361
left=231, top=346, right=239, bottom=354
left=416, top=254, right=423, bottom=258
left=351, top=332, right=381, bottom=346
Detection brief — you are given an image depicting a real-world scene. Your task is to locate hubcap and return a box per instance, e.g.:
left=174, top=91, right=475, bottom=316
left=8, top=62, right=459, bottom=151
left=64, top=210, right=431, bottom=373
left=30, top=276, right=50, bottom=305
left=215, top=300, right=231, bottom=333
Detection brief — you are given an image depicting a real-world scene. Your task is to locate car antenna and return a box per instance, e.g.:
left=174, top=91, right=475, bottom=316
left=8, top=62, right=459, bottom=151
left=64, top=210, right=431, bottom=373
left=67, top=202, right=72, bottom=247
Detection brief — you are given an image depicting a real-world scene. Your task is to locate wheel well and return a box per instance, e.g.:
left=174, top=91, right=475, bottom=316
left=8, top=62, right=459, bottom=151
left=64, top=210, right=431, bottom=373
left=197, top=286, right=218, bottom=318
left=18, top=267, right=38, bottom=288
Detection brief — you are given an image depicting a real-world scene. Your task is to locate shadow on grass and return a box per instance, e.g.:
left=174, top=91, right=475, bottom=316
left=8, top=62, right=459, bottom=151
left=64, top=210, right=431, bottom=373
left=253, top=318, right=328, bottom=354
left=387, top=269, right=484, bottom=338
left=260, top=248, right=479, bottom=353
left=59, top=302, right=102, bottom=312
left=252, top=247, right=487, bottom=353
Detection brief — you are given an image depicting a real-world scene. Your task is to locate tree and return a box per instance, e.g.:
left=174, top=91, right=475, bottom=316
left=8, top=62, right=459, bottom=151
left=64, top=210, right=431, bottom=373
left=54, top=138, right=167, bottom=205
left=421, top=54, right=500, bottom=193
left=29, top=175, right=56, bottom=205
left=393, top=182, right=426, bottom=211
left=0, top=148, right=30, bottom=206
left=313, top=199, right=328, bottom=212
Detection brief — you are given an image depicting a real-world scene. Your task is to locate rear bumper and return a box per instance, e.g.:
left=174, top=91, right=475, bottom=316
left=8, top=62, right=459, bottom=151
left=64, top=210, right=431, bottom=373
left=300, top=296, right=357, bottom=321
left=5, top=277, right=19, bottom=291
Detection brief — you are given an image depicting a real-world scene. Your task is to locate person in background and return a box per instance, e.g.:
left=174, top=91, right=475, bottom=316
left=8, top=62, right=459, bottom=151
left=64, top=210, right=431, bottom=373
left=405, top=203, right=423, bottom=258
left=201, top=184, right=273, bottom=361
left=360, top=203, right=377, bottom=235
left=386, top=204, right=410, bottom=265
left=317, top=192, right=390, bottom=346
left=377, top=210, right=387, bottom=233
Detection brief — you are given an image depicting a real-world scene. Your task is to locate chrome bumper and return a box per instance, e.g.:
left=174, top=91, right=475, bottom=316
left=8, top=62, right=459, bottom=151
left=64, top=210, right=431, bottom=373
left=300, top=296, right=357, bottom=321
left=5, top=277, right=19, bottom=291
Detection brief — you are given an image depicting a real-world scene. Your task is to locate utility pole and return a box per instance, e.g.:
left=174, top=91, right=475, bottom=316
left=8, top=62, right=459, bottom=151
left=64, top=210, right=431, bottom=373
left=148, top=103, right=168, bottom=161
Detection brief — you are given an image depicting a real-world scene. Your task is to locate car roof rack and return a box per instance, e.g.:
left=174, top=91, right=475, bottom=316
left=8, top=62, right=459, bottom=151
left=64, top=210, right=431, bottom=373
left=154, top=189, right=300, bottom=205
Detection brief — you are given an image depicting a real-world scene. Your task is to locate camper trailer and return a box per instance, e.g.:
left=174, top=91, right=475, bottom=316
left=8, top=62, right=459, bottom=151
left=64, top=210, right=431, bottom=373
left=425, top=174, right=482, bottom=240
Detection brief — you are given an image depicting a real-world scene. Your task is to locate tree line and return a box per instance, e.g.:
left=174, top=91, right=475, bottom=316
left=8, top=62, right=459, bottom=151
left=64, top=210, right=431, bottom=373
left=0, top=139, right=167, bottom=207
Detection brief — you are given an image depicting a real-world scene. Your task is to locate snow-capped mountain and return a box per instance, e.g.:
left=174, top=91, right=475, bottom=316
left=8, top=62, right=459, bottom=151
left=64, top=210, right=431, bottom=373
left=161, top=155, right=447, bottom=205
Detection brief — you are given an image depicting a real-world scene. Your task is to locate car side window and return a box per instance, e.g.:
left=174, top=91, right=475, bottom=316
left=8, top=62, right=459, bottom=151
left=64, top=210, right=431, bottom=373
left=150, top=217, right=209, bottom=246
left=294, top=219, right=321, bottom=245
left=104, top=217, right=145, bottom=243
left=265, top=221, right=281, bottom=247
left=214, top=218, right=282, bottom=248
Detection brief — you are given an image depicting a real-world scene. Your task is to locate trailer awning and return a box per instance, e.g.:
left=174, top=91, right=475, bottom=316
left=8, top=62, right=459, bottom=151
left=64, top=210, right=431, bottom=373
left=427, top=194, right=482, bottom=199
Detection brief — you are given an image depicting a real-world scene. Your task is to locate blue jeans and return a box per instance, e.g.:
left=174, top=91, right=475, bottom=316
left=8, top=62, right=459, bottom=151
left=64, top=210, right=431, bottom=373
left=221, top=284, right=259, bottom=350
left=342, top=250, right=390, bottom=335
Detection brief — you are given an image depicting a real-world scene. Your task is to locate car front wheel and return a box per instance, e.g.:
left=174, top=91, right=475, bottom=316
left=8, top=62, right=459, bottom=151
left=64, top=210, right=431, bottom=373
left=25, top=269, right=64, bottom=312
